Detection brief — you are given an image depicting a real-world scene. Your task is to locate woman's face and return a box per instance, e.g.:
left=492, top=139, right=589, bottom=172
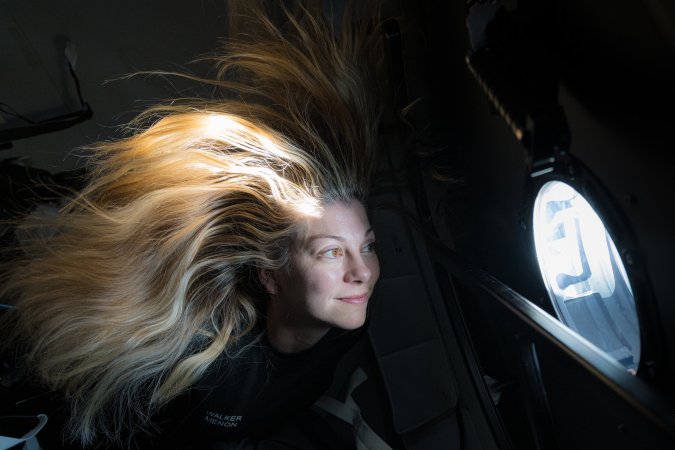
left=265, top=200, right=379, bottom=337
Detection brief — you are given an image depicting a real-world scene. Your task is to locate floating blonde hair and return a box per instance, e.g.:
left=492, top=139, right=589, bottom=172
left=0, top=1, right=384, bottom=445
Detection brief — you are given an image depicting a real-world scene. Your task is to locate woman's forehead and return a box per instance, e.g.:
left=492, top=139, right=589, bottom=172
left=294, top=200, right=372, bottom=246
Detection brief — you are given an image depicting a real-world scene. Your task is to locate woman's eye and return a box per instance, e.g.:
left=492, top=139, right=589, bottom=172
left=321, top=247, right=344, bottom=258
left=362, top=242, right=377, bottom=253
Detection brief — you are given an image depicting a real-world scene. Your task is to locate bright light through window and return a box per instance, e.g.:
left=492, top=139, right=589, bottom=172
left=533, top=181, right=640, bottom=372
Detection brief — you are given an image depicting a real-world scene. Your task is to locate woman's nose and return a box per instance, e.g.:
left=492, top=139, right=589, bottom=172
left=344, top=254, right=373, bottom=283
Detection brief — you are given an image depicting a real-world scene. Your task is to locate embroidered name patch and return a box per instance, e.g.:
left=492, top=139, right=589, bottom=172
left=204, top=410, right=243, bottom=428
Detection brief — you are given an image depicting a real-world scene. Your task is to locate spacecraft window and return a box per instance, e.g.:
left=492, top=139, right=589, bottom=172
left=532, top=180, right=640, bottom=372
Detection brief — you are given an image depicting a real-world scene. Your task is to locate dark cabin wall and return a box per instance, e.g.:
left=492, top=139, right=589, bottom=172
left=1, top=0, right=230, bottom=172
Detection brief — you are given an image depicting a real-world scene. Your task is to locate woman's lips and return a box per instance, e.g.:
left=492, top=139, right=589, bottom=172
left=337, top=294, right=368, bottom=304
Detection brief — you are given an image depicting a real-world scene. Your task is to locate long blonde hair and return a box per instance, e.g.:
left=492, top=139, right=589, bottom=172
left=0, top=1, right=384, bottom=445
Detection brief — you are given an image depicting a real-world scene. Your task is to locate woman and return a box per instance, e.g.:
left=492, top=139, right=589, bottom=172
left=0, top=2, right=386, bottom=448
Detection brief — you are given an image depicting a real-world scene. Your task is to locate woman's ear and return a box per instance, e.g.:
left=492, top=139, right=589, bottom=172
left=257, top=267, right=278, bottom=295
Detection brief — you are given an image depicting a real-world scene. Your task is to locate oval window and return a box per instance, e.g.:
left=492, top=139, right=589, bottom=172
left=532, top=180, right=640, bottom=372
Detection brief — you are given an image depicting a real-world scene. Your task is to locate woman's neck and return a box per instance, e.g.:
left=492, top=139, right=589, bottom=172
left=265, top=318, right=330, bottom=354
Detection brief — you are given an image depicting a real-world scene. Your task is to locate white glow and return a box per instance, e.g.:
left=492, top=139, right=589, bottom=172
left=533, top=181, right=639, bottom=371
left=534, top=182, right=616, bottom=301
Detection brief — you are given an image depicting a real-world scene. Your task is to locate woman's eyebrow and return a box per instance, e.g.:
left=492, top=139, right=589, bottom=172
left=305, top=228, right=374, bottom=243
left=306, top=234, right=345, bottom=243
